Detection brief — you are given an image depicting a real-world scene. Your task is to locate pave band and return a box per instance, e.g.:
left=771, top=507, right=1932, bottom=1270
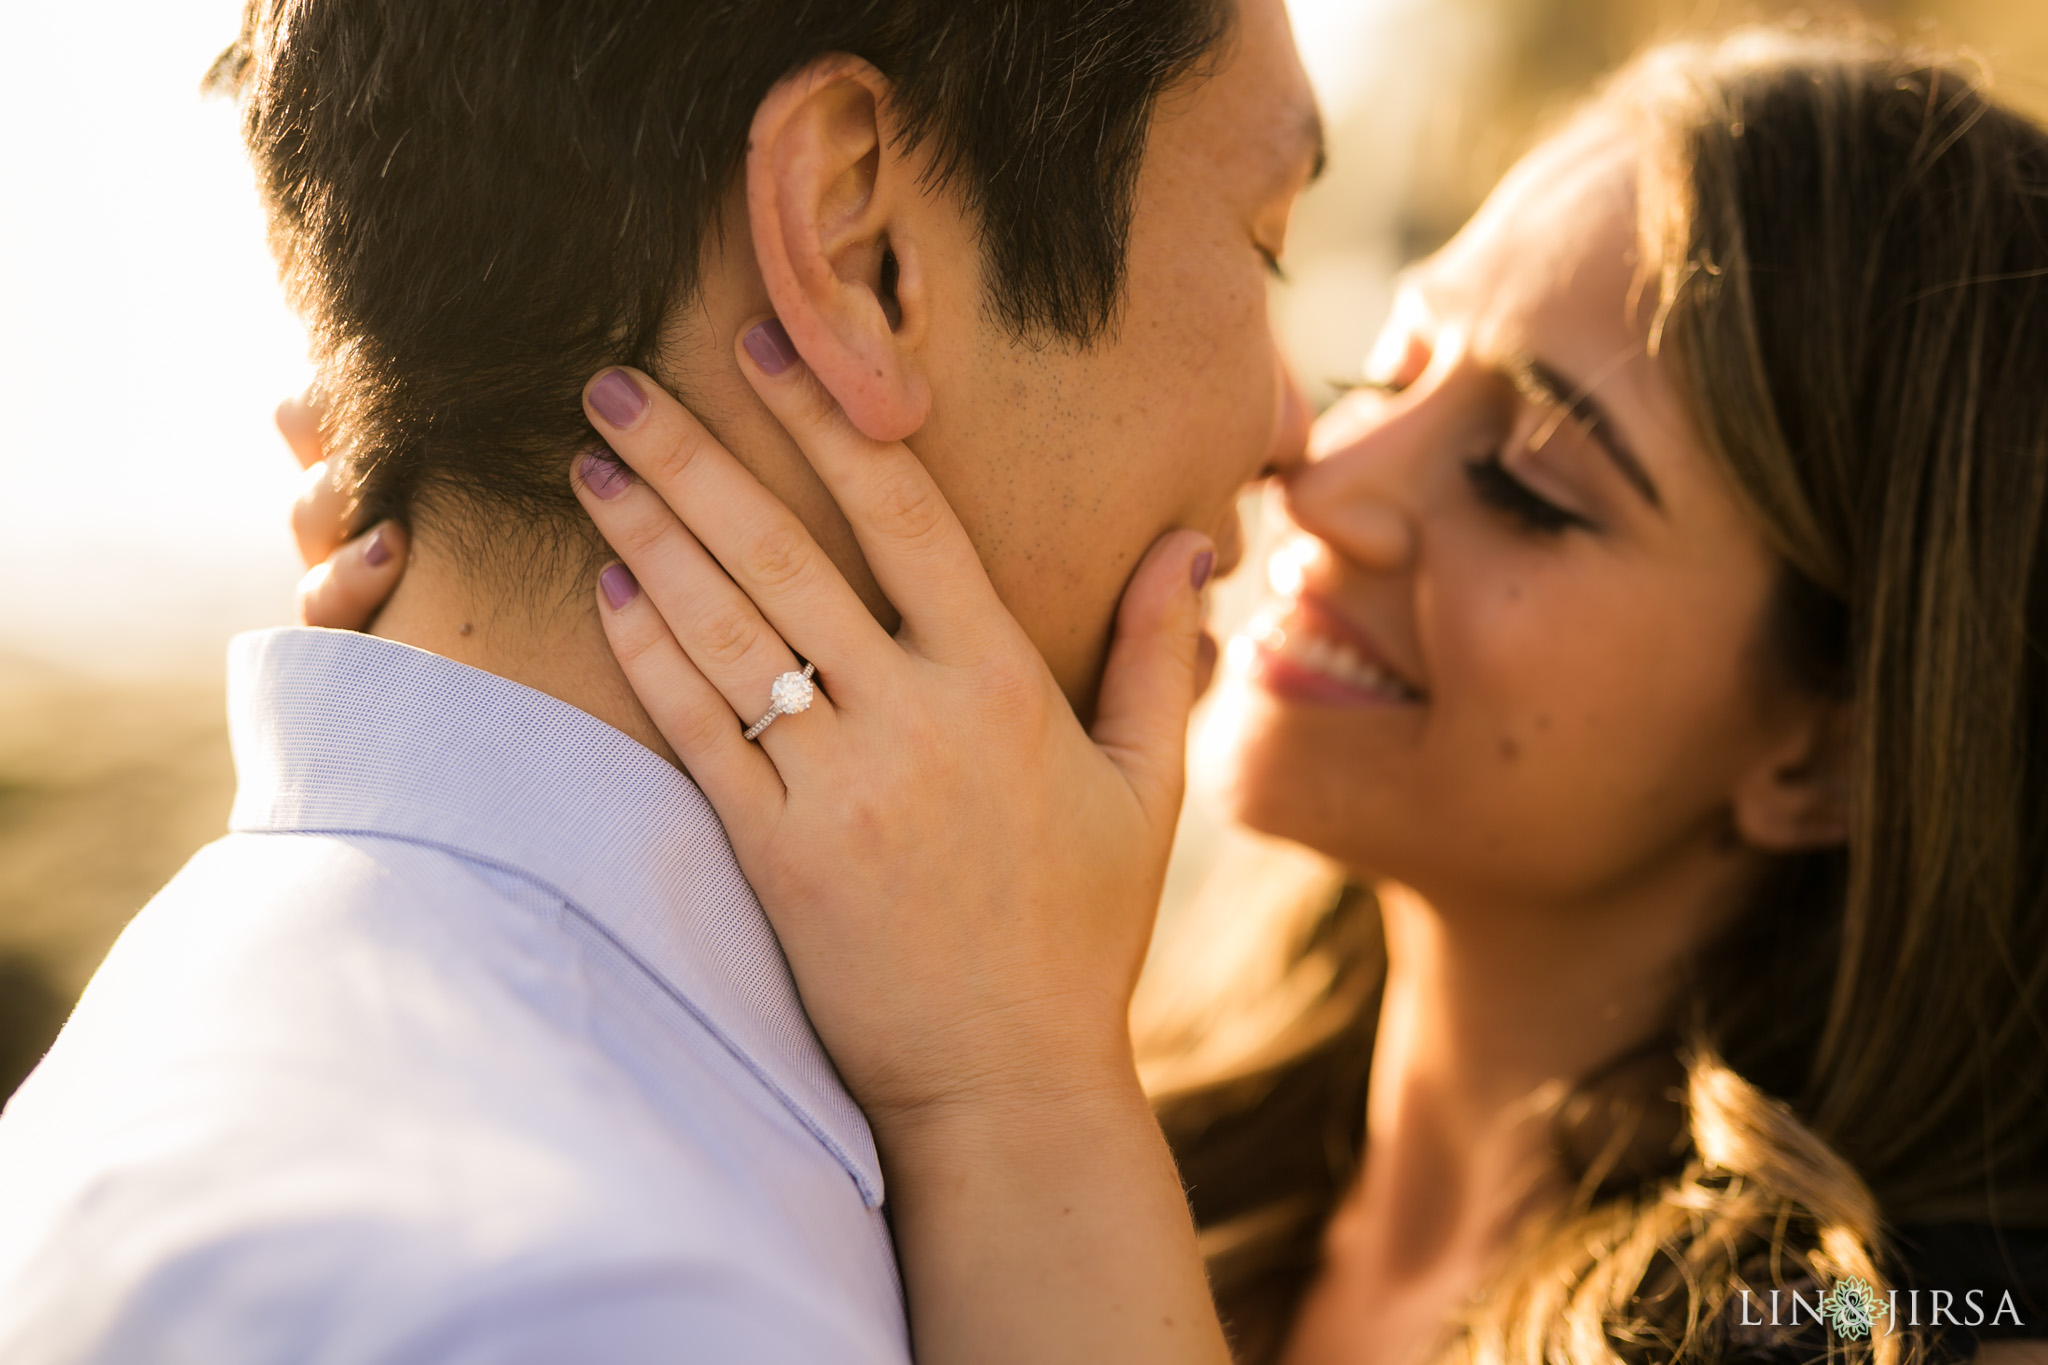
left=743, top=662, right=816, bottom=741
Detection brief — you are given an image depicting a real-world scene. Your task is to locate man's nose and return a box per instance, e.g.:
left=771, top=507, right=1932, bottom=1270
left=1259, top=357, right=1312, bottom=480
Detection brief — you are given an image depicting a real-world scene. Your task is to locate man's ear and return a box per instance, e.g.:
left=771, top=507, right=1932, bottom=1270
left=746, top=55, right=931, bottom=442
left=1730, top=700, right=1854, bottom=852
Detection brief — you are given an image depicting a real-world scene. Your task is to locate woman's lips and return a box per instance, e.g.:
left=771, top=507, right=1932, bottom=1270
left=1241, top=598, right=1424, bottom=707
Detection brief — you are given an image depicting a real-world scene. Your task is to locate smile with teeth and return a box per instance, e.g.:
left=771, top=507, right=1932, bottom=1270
left=1249, top=611, right=1424, bottom=704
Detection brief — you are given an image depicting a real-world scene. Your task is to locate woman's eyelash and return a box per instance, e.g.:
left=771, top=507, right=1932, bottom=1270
left=1464, top=454, right=1591, bottom=534
left=1329, top=363, right=1585, bottom=533
left=1258, top=247, right=1288, bottom=282
left=1327, top=376, right=1407, bottom=396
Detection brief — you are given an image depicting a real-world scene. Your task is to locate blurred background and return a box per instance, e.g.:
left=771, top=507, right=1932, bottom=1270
left=2, top=0, right=2045, bottom=1100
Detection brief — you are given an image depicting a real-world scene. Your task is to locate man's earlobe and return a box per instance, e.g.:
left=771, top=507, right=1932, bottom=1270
left=746, top=55, right=931, bottom=442
left=1731, top=702, right=1854, bottom=852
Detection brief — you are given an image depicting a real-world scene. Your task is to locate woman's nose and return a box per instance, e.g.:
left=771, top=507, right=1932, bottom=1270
left=1282, top=394, right=1417, bottom=570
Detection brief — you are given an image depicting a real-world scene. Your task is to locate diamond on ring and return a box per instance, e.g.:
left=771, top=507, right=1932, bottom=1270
left=770, top=669, right=815, bottom=714
left=744, top=662, right=816, bottom=741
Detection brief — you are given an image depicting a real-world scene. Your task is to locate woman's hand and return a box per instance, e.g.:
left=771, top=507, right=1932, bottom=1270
left=277, top=393, right=406, bottom=629
left=572, top=332, right=1214, bottom=1132
left=572, top=320, right=1229, bottom=1365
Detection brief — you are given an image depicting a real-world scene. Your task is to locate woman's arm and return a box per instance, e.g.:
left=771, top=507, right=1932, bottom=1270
left=569, top=328, right=1230, bottom=1365
left=877, top=1066, right=1225, bottom=1362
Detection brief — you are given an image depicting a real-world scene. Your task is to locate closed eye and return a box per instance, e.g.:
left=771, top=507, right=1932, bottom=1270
left=1464, top=454, right=1592, bottom=534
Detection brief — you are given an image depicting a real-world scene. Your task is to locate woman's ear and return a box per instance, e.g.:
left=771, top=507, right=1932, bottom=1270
left=1730, top=700, right=1854, bottom=852
left=745, top=55, right=931, bottom=442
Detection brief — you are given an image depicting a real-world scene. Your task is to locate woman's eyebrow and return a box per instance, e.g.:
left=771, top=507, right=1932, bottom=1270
left=1508, top=354, right=1664, bottom=511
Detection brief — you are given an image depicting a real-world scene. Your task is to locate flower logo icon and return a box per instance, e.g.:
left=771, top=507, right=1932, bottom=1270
left=1820, top=1277, right=1893, bottom=1340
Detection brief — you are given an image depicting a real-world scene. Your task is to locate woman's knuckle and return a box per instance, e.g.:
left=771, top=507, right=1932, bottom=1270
left=694, top=603, right=759, bottom=669
left=288, top=493, right=319, bottom=538
left=643, top=425, right=707, bottom=484
left=608, top=620, right=660, bottom=670
left=870, top=467, right=946, bottom=544
left=289, top=496, right=333, bottom=555
left=740, top=519, right=811, bottom=590
left=609, top=510, right=673, bottom=560
left=981, top=653, right=1047, bottom=718
left=293, top=571, right=328, bottom=624
left=793, top=371, right=846, bottom=430
left=670, top=698, right=736, bottom=755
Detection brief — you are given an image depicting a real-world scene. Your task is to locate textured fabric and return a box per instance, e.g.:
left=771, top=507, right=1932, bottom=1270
left=0, top=628, right=908, bottom=1365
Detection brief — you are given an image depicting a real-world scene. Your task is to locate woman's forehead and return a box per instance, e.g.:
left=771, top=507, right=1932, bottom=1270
left=1392, top=121, right=1729, bottom=519
left=1394, top=150, right=1660, bottom=401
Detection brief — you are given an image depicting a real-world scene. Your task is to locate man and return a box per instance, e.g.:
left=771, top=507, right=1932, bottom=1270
left=0, top=0, right=1318, bottom=1359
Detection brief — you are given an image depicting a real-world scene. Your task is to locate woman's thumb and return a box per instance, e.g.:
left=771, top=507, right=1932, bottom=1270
left=1090, top=528, right=1215, bottom=829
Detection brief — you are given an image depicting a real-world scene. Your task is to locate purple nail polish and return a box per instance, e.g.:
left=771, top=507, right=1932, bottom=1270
left=1191, top=549, right=1216, bottom=591
left=742, top=318, right=799, bottom=376
left=363, top=526, right=392, bottom=568
left=600, top=563, right=640, bottom=609
left=588, top=369, right=646, bottom=428
left=579, top=449, right=631, bottom=500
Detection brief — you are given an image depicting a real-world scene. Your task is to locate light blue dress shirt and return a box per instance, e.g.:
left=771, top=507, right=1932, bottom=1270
left=0, top=628, right=910, bottom=1364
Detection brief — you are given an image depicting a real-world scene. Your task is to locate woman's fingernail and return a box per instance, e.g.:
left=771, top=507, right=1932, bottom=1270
left=364, top=526, right=393, bottom=568
left=1191, top=549, right=1216, bottom=591
left=600, top=563, right=640, bottom=610
left=588, top=369, right=646, bottom=428
left=579, top=449, right=631, bottom=500
left=742, top=318, right=799, bottom=376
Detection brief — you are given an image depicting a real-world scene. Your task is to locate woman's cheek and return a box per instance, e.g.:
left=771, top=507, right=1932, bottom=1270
left=1420, top=570, right=1626, bottom=855
left=1433, top=561, right=1564, bottom=766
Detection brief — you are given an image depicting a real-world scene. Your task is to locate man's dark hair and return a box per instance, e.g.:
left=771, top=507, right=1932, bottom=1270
left=209, top=0, right=1229, bottom=545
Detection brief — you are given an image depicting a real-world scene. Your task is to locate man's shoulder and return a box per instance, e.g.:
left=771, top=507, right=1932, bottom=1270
left=91, top=827, right=541, bottom=979
left=23, top=830, right=572, bottom=1106
left=0, top=830, right=908, bottom=1363
left=0, top=829, right=787, bottom=1197
left=0, top=1191, right=907, bottom=1365
left=0, top=832, right=613, bottom=1256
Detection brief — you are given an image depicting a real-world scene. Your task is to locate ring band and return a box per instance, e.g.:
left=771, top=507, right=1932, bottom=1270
left=743, top=662, right=816, bottom=741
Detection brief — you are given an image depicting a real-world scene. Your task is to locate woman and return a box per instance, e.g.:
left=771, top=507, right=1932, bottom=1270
left=291, top=28, right=2048, bottom=1365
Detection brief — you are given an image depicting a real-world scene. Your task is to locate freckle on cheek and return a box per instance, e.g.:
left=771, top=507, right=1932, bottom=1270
left=1500, top=736, right=1521, bottom=762
left=1534, top=713, right=1552, bottom=732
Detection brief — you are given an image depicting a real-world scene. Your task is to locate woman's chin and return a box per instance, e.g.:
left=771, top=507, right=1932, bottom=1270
left=1196, top=675, right=1361, bottom=847
left=1194, top=671, right=1450, bottom=895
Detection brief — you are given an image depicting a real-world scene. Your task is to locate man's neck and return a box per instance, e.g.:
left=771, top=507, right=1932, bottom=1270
left=368, top=524, right=681, bottom=767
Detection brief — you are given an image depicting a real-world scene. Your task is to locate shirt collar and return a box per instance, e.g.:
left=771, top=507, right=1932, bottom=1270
left=225, top=626, right=884, bottom=1208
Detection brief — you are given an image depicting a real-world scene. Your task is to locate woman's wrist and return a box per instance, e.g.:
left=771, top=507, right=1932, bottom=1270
left=860, top=1016, right=1149, bottom=1163
left=873, top=1052, right=1153, bottom=1171
left=874, top=1053, right=1230, bottom=1365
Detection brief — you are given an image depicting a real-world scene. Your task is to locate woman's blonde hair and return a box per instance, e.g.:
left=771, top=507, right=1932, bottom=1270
left=1140, top=28, right=2048, bottom=1365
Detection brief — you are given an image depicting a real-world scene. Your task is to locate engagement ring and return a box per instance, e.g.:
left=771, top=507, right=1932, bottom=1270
left=743, top=663, right=816, bottom=741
